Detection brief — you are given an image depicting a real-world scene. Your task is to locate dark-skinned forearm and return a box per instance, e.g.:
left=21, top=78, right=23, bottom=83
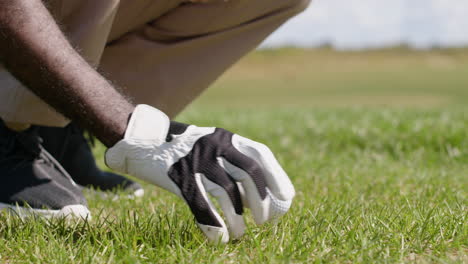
left=0, top=0, right=134, bottom=147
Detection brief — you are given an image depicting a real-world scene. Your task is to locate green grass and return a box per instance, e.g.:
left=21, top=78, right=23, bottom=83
left=196, top=47, right=468, bottom=108
left=1, top=48, right=467, bottom=263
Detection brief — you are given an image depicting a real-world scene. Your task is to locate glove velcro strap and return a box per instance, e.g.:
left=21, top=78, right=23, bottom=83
left=125, top=104, right=170, bottom=144
left=105, top=104, right=170, bottom=172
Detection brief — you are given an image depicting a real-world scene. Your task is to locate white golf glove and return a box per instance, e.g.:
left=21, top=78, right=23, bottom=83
left=105, top=105, right=295, bottom=243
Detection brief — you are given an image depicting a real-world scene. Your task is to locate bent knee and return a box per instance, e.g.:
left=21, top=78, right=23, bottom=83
left=267, top=0, right=312, bottom=18
left=288, top=0, right=312, bottom=14
left=60, top=0, right=121, bottom=21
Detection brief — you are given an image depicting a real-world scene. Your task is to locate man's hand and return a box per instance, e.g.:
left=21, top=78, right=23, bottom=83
left=106, top=105, right=295, bottom=243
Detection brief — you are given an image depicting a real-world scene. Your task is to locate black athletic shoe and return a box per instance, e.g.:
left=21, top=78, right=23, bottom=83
left=37, top=123, right=144, bottom=197
left=0, top=119, right=90, bottom=218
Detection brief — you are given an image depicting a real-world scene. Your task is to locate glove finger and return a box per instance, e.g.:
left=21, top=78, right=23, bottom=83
left=222, top=134, right=294, bottom=224
left=200, top=173, right=246, bottom=239
left=192, top=173, right=230, bottom=244
left=169, top=165, right=229, bottom=243
left=217, top=157, right=270, bottom=225
left=201, top=162, right=244, bottom=217
left=230, top=134, right=295, bottom=201
left=236, top=182, right=248, bottom=210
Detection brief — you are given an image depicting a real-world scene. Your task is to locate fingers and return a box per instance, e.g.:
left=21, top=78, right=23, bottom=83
left=221, top=134, right=295, bottom=224
left=231, top=135, right=295, bottom=201
left=191, top=173, right=230, bottom=244
left=218, top=157, right=270, bottom=225
left=220, top=157, right=293, bottom=224
left=170, top=163, right=246, bottom=243
left=169, top=164, right=229, bottom=243
left=201, top=162, right=244, bottom=217
left=200, top=173, right=246, bottom=239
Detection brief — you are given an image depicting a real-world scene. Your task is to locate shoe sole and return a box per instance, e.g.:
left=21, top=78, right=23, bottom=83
left=0, top=203, right=91, bottom=220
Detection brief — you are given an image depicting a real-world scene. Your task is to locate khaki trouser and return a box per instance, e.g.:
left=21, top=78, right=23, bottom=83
left=0, top=0, right=310, bottom=127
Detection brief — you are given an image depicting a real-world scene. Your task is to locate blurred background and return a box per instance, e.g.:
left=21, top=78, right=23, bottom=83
left=189, top=0, right=468, bottom=110
left=265, top=0, right=468, bottom=49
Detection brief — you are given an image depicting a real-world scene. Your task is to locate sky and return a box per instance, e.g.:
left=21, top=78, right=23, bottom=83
left=262, top=0, right=468, bottom=50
